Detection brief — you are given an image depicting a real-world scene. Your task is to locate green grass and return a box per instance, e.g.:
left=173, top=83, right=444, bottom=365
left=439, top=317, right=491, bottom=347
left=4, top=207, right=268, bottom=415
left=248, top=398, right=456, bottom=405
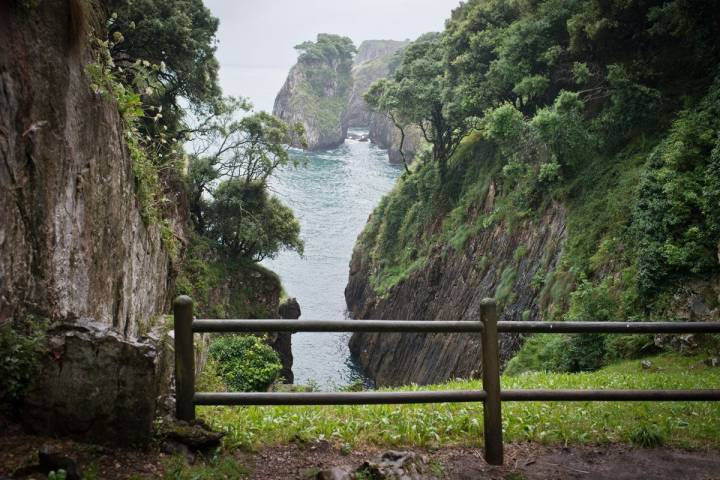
left=198, top=353, right=720, bottom=451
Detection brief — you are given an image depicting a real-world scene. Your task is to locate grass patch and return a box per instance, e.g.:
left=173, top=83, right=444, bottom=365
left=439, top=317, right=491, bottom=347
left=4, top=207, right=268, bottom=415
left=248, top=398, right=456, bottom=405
left=198, top=353, right=720, bottom=450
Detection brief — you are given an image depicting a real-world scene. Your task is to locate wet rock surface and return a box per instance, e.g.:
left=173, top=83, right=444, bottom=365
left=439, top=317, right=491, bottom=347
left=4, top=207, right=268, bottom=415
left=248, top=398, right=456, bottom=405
left=0, top=0, right=174, bottom=334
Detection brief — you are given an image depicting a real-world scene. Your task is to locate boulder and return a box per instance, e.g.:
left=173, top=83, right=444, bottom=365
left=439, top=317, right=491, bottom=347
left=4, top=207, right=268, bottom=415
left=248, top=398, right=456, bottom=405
left=22, top=320, right=172, bottom=447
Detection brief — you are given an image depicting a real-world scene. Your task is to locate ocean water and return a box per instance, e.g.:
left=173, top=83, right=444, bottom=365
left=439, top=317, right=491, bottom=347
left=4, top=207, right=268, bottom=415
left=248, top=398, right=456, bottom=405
left=262, top=131, right=402, bottom=389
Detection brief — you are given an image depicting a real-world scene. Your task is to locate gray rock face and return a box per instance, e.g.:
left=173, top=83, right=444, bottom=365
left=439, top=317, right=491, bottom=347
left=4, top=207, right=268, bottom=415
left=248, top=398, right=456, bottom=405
left=22, top=321, right=172, bottom=447
left=368, top=113, right=423, bottom=165
left=0, top=0, right=172, bottom=336
left=273, top=61, right=351, bottom=151
left=345, top=40, right=408, bottom=129
left=346, top=181, right=568, bottom=387
left=347, top=40, right=422, bottom=165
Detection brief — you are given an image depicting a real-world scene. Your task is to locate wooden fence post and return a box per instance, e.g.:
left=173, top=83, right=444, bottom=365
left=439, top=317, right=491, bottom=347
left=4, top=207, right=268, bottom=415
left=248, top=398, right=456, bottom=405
left=174, top=295, right=196, bottom=422
left=480, top=298, right=504, bottom=465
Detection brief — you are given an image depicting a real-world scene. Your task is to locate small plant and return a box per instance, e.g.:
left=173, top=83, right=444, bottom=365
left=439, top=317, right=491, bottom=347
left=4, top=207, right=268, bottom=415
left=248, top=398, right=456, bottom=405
left=629, top=423, right=664, bottom=448
left=0, top=320, right=47, bottom=410
left=208, top=335, right=282, bottom=392
left=163, top=455, right=249, bottom=479
left=428, top=459, right=445, bottom=477
left=48, top=470, right=67, bottom=480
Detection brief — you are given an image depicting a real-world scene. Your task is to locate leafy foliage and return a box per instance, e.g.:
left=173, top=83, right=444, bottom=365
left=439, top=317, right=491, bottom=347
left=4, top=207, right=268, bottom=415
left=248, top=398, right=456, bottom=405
left=86, top=13, right=182, bottom=255
left=199, top=353, right=720, bottom=449
left=0, top=320, right=47, bottom=410
left=108, top=0, right=221, bottom=138
left=208, top=335, right=282, bottom=392
left=187, top=98, right=304, bottom=263
left=295, top=34, right=355, bottom=99
left=358, top=0, right=720, bottom=366
left=365, top=33, right=477, bottom=180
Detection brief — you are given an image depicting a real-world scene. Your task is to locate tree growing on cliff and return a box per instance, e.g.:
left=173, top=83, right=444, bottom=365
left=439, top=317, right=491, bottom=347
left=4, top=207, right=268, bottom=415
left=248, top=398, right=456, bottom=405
left=365, top=33, right=477, bottom=180
left=187, top=98, right=305, bottom=262
left=108, top=0, right=221, bottom=140
left=295, top=33, right=356, bottom=66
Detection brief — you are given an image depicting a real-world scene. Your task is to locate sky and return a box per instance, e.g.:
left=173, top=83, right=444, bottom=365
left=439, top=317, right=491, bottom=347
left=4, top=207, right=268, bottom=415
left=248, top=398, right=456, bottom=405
left=204, top=0, right=463, bottom=111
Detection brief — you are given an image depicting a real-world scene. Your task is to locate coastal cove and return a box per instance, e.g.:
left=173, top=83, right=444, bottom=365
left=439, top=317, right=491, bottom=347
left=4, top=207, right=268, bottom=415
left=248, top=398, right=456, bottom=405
left=263, top=130, right=402, bottom=388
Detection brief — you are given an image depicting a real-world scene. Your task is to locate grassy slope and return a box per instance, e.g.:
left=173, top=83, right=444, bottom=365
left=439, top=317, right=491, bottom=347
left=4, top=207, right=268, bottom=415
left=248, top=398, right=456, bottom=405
left=198, top=352, right=720, bottom=450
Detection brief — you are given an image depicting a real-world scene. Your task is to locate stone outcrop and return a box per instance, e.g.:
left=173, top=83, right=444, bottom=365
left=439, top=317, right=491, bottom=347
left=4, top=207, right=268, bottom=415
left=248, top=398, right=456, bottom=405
left=273, top=60, right=352, bottom=150
left=346, top=179, right=568, bottom=387
left=274, top=297, right=301, bottom=383
left=347, top=40, right=423, bottom=165
left=22, top=320, right=173, bottom=447
left=345, top=40, right=408, bottom=128
left=368, top=113, right=423, bottom=165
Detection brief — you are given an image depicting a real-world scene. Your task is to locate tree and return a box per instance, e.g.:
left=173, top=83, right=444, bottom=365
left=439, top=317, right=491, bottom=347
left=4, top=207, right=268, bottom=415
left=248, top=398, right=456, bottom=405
left=108, top=0, right=221, bottom=138
left=365, top=33, right=476, bottom=180
left=205, top=180, right=303, bottom=262
left=187, top=97, right=305, bottom=262
left=294, top=33, right=356, bottom=66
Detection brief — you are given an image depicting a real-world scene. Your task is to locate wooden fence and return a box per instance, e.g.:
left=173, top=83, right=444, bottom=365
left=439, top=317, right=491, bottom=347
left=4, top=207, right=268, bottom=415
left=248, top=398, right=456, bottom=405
left=173, top=295, right=720, bottom=465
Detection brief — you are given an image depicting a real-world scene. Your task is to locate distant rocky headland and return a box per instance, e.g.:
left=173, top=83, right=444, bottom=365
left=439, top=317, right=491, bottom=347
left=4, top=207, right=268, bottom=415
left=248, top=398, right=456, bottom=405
left=274, top=36, right=422, bottom=162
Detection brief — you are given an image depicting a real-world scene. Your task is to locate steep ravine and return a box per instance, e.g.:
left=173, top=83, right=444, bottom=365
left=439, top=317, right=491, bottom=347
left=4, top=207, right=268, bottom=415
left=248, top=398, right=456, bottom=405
left=346, top=180, right=567, bottom=387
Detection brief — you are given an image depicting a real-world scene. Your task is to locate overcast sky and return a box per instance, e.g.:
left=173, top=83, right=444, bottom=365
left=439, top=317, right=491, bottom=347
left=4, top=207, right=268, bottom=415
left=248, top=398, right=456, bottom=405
left=204, top=0, right=462, bottom=111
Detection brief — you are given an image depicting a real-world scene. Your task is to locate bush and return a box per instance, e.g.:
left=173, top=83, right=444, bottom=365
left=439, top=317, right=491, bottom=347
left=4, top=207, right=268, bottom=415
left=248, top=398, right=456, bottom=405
left=0, top=321, right=46, bottom=409
left=208, top=335, right=282, bottom=392
left=629, top=423, right=664, bottom=448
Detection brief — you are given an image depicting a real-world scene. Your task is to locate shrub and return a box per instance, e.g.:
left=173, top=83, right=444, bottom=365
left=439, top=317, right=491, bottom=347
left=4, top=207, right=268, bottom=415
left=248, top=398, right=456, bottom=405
left=0, top=321, right=47, bottom=409
left=629, top=423, right=664, bottom=448
left=208, top=335, right=282, bottom=392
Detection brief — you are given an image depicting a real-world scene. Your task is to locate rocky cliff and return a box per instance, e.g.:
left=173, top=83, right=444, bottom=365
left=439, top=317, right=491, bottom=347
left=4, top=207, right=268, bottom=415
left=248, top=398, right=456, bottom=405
left=346, top=170, right=567, bottom=386
left=345, top=40, right=423, bottom=165
left=273, top=35, right=355, bottom=150
left=0, top=0, right=173, bottom=335
left=346, top=134, right=720, bottom=387
left=345, top=40, right=408, bottom=128
left=0, top=0, right=179, bottom=444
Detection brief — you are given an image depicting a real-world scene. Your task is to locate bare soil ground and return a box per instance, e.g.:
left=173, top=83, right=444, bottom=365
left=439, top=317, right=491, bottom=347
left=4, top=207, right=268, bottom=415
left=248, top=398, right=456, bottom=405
left=2, top=423, right=719, bottom=479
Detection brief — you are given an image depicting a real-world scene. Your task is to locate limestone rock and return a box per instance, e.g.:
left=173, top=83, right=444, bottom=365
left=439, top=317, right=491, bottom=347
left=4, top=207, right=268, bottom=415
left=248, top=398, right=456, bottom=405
left=0, top=0, right=174, bottom=335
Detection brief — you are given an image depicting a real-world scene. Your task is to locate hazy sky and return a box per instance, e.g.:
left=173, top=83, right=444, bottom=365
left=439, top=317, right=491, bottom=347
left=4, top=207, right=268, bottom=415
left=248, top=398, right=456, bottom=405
left=204, top=0, right=462, bottom=111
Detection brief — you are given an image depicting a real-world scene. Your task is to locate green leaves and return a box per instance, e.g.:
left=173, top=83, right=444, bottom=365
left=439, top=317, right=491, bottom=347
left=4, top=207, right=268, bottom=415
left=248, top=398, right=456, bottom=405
left=186, top=98, right=304, bottom=263
left=209, top=335, right=282, bottom=392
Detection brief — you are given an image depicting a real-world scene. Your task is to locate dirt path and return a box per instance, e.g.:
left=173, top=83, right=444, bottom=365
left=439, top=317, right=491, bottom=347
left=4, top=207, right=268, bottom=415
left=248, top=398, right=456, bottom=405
left=2, top=424, right=719, bottom=479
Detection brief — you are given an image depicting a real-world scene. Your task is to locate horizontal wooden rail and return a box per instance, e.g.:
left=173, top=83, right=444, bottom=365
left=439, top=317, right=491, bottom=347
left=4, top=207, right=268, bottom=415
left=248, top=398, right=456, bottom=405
left=498, top=321, right=720, bottom=334
left=192, top=319, right=720, bottom=334
left=192, top=319, right=483, bottom=333
left=193, top=389, right=720, bottom=406
left=194, top=390, right=487, bottom=405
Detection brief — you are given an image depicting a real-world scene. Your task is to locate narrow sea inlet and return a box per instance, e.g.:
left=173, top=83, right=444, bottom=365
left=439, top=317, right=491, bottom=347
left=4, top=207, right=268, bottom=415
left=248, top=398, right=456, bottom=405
left=263, top=130, right=402, bottom=388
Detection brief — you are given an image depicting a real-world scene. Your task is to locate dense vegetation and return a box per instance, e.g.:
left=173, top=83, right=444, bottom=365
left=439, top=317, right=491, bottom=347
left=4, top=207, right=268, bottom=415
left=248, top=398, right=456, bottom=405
left=207, top=335, right=283, bottom=391
left=285, top=34, right=357, bottom=136
left=295, top=33, right=356, bottom=100
left=360, top=0, right=720, bottom=371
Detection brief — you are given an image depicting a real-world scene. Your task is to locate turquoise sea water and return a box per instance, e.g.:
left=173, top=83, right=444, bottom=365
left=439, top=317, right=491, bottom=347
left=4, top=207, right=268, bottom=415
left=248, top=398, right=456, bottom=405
left=262, top=130, right=401, bottom=388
